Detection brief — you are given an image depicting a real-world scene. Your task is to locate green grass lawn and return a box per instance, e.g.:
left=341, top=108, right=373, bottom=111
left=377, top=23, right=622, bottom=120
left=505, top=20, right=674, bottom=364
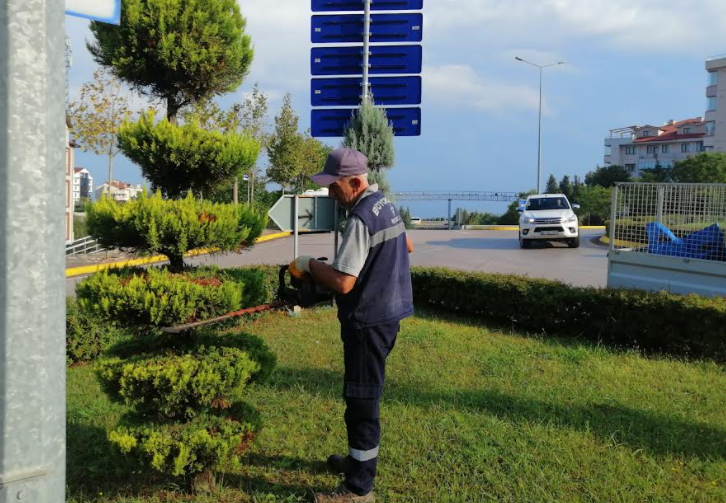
left=68, top=308, right=726, bottom=503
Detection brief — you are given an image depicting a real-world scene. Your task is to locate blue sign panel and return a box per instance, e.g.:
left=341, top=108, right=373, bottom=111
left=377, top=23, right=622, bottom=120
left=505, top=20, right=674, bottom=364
left=312, top=76, right=421, bottom=106
left=312, top=0, right=423, bottom=12
left=66, top=0, right=121, bottom=24
left=312, top=13, right=423, bottom=44
left=312, top=107, right=421, bottom=137
left=311, top=45, right=422, bottom=76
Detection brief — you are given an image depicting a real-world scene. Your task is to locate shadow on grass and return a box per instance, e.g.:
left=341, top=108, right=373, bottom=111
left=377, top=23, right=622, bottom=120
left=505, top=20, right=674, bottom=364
left=66, top=422, right=161, bottom=500
left=269, top=365, right=726, bottom=461
left=222, top=454, right=331, bottom=500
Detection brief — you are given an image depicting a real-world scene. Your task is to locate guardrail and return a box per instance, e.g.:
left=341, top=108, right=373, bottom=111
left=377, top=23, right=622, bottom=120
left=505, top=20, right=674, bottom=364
left=66, top=236, right=104, bottom=256
left=394, top=191, right=519, bottom=202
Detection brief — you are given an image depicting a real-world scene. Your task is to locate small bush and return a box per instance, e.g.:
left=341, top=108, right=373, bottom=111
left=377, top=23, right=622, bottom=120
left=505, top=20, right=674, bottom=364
left=411, top=267, right=726, bottom=361
left=109, top=404, right=260, bottom=479
left=66, top=297, right=123, bottom=364
left=220, top=265, right=280, bottom=306
left=106, top=330, right=277, bottom=384
left=97, top=346, right=259, bottom=420
left=77, top=267, right=243, bottom=328
left=86, top=190, right=268, bottom=271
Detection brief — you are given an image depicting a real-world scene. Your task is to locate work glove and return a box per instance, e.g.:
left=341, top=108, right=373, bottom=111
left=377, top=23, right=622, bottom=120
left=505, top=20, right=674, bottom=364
left=289, top=255, right=315, bottom=279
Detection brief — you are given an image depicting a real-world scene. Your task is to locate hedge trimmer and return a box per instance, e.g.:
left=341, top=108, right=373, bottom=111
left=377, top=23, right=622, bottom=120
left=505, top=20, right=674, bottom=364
left=161, top=260, right=334, bottom=334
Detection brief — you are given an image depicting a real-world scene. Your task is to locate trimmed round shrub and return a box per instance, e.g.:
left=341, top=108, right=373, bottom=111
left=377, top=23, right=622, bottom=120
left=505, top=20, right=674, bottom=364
left=85, top=190, right=268, bottom=272
left=77, top=267, right=243, bottom=328
left=66, top=297, right=124, bottom=364
left=105, top=330, right=277, bottom=385
left=108, top=404, right=260, bottom=479
left=97, top=346, right=259, bottom=420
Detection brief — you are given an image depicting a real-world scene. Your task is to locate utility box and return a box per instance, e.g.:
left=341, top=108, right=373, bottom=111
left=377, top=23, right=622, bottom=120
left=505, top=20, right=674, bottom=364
left=607, top=182, right=726, bottom=298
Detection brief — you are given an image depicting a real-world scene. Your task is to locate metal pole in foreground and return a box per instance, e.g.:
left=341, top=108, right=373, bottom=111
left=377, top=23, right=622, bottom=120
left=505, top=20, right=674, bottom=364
left=293, top=195, right=299, bottom=259
left=0, top=1, right=67, bottom=502
left=362, top=0, right=372, bottom=103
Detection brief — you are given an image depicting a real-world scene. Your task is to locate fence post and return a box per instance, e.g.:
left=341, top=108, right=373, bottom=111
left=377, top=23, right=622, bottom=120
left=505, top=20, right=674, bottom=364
left=0, top=1, right=67, bottom=502
left=656, top=185, right=665, bottom=224
left=609, top=184, right=619, bottom=248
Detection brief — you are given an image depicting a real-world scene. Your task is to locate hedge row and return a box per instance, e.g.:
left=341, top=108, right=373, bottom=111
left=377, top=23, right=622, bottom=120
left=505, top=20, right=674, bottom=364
left=410, top=267, right=726, bottom=361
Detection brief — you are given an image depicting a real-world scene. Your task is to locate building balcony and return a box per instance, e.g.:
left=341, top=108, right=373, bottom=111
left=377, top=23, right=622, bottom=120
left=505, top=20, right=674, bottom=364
left=707, top=85, right=718, bottom=98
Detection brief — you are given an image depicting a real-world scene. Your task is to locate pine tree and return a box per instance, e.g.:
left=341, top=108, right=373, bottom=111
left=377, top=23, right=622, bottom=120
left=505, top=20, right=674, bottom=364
left=342, top=94, right=395, bottom=172
left=88, top=0, right=254, bottom=124
left=266, top=94, right=304, bottom=192
left=545, top=174, right=559, bottom=194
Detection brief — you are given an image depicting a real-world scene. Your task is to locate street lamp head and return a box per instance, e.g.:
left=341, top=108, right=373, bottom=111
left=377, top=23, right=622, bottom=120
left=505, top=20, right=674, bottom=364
left=515, top=57, right=523, bottom=61
left=558, top=61, right=567, bottom=65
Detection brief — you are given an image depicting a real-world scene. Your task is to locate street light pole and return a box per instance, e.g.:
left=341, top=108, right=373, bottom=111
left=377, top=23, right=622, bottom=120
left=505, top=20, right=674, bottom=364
left=515, top=57, right=566, bottom=194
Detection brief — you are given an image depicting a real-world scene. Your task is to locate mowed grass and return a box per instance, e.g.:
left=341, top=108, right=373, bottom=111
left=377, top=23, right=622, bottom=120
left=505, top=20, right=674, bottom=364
left=67, top=308, right=726, bottom=503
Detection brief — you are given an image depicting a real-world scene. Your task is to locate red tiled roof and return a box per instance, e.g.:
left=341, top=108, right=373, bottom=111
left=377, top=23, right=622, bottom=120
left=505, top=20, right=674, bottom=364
left=634, top=118, right=704, bottom=143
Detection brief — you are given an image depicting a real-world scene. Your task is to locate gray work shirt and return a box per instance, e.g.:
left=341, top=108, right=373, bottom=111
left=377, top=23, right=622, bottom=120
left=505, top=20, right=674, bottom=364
left=332, top=184, right=379, bottom=278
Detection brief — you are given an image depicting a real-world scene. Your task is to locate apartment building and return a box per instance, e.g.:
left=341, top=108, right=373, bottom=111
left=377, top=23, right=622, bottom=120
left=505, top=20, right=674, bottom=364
left=704, top=54, right=726, bottom=152
left=95, top=181, right=145, bottom=202
left=73, top=167, right=94, bottom=203
left=605, top=55, right=726, bottom=176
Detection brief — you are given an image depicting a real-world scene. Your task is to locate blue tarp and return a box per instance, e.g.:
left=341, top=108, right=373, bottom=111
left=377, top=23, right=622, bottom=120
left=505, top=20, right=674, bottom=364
left=646, top=222, right=725, bottom=261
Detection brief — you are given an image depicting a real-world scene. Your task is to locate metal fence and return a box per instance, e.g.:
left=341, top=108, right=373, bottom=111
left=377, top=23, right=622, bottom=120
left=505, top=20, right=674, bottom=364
left=610, top=183, right=726, bottom=263
left=66, top=235, right=104, bottom=256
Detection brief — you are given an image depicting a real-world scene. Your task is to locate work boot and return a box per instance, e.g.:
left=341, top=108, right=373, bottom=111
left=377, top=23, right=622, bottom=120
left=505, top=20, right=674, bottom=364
left=326, top=454, right=349, bottom=474
left=315, top=484, right=375, bottom=503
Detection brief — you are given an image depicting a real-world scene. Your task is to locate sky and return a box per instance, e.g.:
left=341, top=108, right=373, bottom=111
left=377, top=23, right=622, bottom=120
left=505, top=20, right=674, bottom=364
left=65, top=0, right=726, bottom=217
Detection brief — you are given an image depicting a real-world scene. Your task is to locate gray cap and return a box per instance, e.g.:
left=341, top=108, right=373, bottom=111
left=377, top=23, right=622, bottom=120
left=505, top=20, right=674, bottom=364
left=311, top=147, right=368, bottom=187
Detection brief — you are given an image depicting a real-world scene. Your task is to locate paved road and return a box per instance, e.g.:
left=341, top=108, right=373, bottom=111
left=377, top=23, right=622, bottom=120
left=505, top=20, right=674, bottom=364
left=66, top=229, right=607, bottom=296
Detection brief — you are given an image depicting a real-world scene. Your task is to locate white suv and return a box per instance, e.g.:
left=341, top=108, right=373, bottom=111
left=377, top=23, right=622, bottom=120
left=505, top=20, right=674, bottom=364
left=518, top=194, right=580, bottom=249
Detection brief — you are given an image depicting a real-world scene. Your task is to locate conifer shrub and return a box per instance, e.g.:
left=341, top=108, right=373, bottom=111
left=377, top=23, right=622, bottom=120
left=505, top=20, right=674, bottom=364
left=66, top=297, right=125, bottom=364
left=85, top=191, right=268, bottom=272
left=97, top=347, right=259, bottom=420
left=76, top=267, right=243, bottom=328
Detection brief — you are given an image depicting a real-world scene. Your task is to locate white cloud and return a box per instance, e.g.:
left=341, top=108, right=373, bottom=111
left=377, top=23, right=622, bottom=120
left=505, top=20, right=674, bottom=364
left=424, top=65, right=547, bottom=114
left=425, top=0, right=726, bottom=54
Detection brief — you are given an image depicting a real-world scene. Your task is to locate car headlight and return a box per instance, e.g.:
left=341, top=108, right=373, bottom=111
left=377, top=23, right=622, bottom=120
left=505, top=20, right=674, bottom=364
left=522, top=217, right=535, bottom=224
left=565, top=215, right=578, bottom=223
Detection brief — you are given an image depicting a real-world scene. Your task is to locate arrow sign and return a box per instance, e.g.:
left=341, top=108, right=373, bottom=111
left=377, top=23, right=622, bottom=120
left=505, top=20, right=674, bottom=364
left=312, top=0, right=423, bottom=11
left=312, top=76, right=421, bottom=106
left=312, top=13, right=423, bottom=44
left=312, top=107, right=421, bottom=137
left=66, top=0, right=121, bottom=24
left=311, top=45, right=422, bottom=76
left=268, top=195, right=338, bottom=232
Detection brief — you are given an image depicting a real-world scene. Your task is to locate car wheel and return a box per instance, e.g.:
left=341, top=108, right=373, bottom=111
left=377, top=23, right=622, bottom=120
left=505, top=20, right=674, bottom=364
left=519, top=236, right=531, bottom=249
left=568, top=236, right=580, bottom=249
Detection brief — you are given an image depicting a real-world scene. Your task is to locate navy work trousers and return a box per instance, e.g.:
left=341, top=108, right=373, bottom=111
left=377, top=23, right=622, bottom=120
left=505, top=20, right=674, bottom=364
left=340, top=321, right=400, bottom=496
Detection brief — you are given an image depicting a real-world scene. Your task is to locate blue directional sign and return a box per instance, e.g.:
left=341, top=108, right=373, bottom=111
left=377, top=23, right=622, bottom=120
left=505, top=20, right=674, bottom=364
left=66, top=0, right=121, bottom=24
left=312, top=13, right=423, bottom=44
left=312, top=107, right=421, bottom=137
left=312, top=45, right=422, bottom=76
left=312, top=0, right=423, bottom=12
left=312, top=76, right=421, bottom=106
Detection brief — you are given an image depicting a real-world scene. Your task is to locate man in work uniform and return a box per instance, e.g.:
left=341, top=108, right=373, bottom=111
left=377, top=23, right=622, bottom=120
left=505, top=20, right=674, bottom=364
left=290, top=147, right=414, bottom=503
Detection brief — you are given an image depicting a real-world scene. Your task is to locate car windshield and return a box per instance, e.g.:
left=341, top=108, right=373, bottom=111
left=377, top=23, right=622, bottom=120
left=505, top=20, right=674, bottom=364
left=527, top=197, right=570, bottom=210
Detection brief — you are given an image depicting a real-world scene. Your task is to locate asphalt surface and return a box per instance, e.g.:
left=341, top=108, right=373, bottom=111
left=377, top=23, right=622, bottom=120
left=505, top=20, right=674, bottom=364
left=65, top=229, right=607, bottom=296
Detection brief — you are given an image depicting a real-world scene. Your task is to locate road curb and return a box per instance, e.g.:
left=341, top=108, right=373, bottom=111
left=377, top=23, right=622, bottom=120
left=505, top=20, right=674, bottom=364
left=457, top=226, right=606, bottom=232
left=65, top=231, right=292, bottom=278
